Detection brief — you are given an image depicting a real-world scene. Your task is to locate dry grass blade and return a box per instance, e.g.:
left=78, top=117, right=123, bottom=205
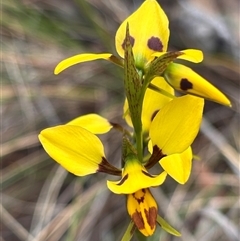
left=201, top=117, right=240, bottom=175
left=32, top=181, right=106, bottom=241
left=28, top=166, right=68, bottom=240
left=1, top=133, right=39, bottom=157
left=200, top=207, right=239, bottom=241
left=1, top=206, right=35, bottom=241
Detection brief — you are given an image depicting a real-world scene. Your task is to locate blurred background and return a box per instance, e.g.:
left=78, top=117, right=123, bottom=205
left=2, top=0, right=239, bottom=241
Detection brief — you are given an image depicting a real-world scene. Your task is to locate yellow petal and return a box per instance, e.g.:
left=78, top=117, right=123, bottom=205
left=115, top=0, right=169, bottom=68
left=127, top=189, right=157, bottom=236
left=67, top=114, right=112, bottom=134
left=152, top=49, right=203, bottom=63
left=39, top=125, right=106, bottom=176
left=164, top=63, right=231, bottom=106
left=54, top=53, right=112, bottom=74
left=123, top=77, right=174, bottom=132
left=142, top=77, right=174, bottom=132
left=177, top=49, right=203, bottom=63
left=107, top=159, right=167, bottom=194
left=160, top=147, right=192, bottom=184
left=149, top=95, right=204, bottom=155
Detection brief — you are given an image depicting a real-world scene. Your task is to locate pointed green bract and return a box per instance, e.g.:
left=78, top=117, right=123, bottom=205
left=164, top=63, right=231, bottom=106
left=144, top=51, right=183, bottom=86
left=157, top=215, right=181, bottom=236
left=124, top=24, right=142, bottom=131
left=123, top=23, right=144, bottom=160
left=149, top=95, right=204, bottom=155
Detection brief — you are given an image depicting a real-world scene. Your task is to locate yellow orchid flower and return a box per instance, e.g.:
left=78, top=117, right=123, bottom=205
left=39, top=123, right=167, bottom=194
left=39, top=94, right=203, bottom=237
left=54, top=0, right=230, bottom=106
left=39, top=95, right=203, bottom=192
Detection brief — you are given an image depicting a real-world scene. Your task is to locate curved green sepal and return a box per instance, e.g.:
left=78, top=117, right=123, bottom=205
left=144, top=51, right=183, bottom=89
left=120, top=221, right=136, bottom=241
left=157, top=215, right=181, bottom=236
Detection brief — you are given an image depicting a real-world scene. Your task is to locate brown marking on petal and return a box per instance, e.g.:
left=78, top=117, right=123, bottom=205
left=145, top=145, right=166, bottom=169
left=180, top=78, right=193, bottom=90
left=145, top=207, right=157, bottom=230
left=142, top=170, right=154, bottom=178
left=147, top=37, right=163, bottom=51
left=151, top=110, right=160, bottom=121
left=132, top=189, right=146, bottom=204
left=132, top=211, right=145, bottom=230
left=122, top=35, right=135, bottom=50
left=117, top=174, right=129, bottom=185
left=97, top=157, right=122, bottom=176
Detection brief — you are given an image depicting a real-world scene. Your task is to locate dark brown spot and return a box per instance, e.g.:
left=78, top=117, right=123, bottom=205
left=145, top=145, right=166, bottom=169
left=132, top=211, right=145, bottom=230
left=180, top=78, right=193, bottom=90
left=151, top=110, right=160, bottom=121
left=122, top=35, right=135, bottom=50
left=145, top=207, right=157, bottom=229
left=147, top=37, right=163, bottom=51
left=117, top=174, right=129, bottom=185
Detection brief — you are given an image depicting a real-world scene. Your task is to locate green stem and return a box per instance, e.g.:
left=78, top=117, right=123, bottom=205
left=134, top=70, right=144, bottom=162
left=135, top=128, right=143, bottom=162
